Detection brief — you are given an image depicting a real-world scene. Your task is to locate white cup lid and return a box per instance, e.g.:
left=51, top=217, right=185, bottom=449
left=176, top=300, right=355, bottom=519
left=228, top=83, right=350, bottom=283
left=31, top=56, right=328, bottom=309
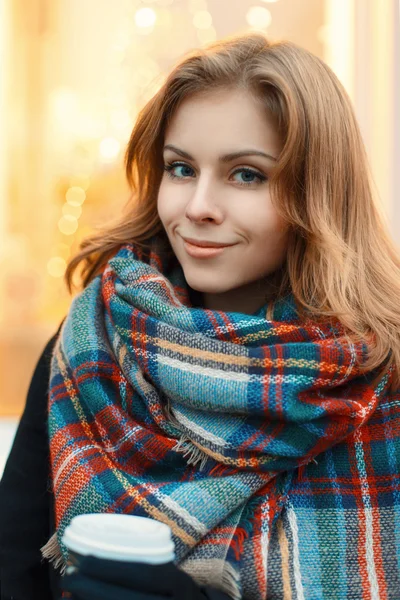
left=62, top=514, right=175, bottom=563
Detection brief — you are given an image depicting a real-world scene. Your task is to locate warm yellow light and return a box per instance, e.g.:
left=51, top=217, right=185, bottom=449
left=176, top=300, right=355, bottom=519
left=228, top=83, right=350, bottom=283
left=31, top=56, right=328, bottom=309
left=132, top=59, right=160, bottom=89
left=66, top=186, right=86, bottom=206
left=260, top=0, right=279, bottom=3
left=193, top=10, right=213, bottom=29
left=99, top=137, right=121, bottom=161
left=50, top=243, right=71, bottom=260
left=50, top=88, right=78, bottom=131
left=139, top=79, right=164, bottom=104
left=246, top=6, right=272, bottom=29
left=317, top=25, right=332, bottom=45
left=69, top=176, right=90, bottom=191
left=197, top=26, right=217, bottom=45
left=75, top=225, right=93, bottom=242
left=47, top=257, right=67, bottom=278
left=58, top=215, right=78, bottom=235
left=157, top=8, right=173, bottom=30
left=188, top=0, right=208, bottom=13
left=135, top=7, right=157, bottom=28
left=110, top=47, right=126, bottom=65
left=110, top=109, right=132, bottom=131
left=62, top=203, right=82, bottom=219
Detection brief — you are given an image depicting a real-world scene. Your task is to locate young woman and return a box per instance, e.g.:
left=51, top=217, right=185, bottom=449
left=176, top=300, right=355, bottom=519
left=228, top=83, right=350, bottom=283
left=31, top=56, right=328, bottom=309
left=1, top=32, right=400, bottom=600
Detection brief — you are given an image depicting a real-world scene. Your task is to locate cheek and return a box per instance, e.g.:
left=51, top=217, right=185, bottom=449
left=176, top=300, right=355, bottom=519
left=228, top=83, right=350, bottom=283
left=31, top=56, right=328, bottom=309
left=246, top=205, right=286, bottom=240
left=157, top=187, right=171, bottom=225
left=157, top=182, right=184, bottom=225
left=252, top=215, right=289, bottom=262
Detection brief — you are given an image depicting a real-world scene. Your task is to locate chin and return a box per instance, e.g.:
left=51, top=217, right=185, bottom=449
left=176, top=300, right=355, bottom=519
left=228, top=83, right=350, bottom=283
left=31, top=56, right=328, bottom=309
left=184, top=276, right=236, bottom=295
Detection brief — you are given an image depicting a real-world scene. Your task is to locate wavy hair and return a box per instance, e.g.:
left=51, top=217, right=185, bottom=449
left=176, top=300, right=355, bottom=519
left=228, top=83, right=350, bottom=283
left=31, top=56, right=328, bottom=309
left=64, top=32, right=400, bottom=390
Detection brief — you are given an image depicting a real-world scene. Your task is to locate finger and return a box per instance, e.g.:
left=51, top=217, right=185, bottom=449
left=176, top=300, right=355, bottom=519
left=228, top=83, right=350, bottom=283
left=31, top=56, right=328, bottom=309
left=62, top=571, right=164, bottom=600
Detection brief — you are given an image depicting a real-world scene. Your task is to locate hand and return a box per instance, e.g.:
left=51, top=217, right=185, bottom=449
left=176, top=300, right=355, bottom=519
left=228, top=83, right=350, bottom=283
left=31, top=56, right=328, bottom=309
left=61, top=555, right=233, bottom=600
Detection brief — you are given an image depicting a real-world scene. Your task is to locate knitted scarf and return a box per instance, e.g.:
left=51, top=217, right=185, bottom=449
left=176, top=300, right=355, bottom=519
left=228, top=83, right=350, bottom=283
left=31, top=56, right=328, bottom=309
left=42, top=234, right=394, bottom=600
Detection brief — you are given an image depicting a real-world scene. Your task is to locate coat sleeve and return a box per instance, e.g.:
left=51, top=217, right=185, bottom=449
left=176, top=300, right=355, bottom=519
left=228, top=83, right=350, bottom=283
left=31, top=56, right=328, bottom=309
left=0, top=323, right=63, bottom=600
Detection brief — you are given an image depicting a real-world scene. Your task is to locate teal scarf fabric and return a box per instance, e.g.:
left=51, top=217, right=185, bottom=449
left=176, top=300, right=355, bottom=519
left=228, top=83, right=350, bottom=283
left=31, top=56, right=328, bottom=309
left=42, top=234, right=394, bottom=599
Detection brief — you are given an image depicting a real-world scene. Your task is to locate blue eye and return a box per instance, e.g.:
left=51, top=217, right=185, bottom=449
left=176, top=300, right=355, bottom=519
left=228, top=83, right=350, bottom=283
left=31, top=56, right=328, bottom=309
left=231, top=168, right=267, bottom=187
left=163, top=162, right=267, bottom=187
left=163, top=162, right=195, bottom=179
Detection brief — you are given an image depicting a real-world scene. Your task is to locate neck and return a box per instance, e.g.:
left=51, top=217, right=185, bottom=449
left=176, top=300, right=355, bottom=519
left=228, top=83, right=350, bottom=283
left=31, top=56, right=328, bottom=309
left=188, top=267, right=288, bottom=315
left=202, top=287, right=267, bottom=315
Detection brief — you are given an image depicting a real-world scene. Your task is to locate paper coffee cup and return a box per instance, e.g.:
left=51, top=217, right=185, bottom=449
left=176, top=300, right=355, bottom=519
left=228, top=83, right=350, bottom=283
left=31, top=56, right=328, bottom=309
left=62, top=514, right=175, bottom=564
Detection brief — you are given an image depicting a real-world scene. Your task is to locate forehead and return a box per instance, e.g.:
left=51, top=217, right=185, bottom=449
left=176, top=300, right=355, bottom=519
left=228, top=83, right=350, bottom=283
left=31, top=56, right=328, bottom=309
left=164, top=88, right=282, bottom=154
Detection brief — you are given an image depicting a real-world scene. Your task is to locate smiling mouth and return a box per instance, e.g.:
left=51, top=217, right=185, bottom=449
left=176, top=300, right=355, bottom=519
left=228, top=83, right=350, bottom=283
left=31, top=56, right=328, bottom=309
left=182, top=239, right=233, bottom=259
left=181, top=236, right=235, bottom=248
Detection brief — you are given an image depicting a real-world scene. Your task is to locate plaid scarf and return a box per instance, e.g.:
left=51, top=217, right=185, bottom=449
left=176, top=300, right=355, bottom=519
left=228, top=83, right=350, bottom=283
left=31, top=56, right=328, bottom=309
left=42, top=235, right=394, bottom=600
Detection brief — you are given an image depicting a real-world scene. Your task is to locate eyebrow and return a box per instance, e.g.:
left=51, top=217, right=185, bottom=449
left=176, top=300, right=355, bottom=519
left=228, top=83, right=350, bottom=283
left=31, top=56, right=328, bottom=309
left=163, top=144, right=277, bottom=163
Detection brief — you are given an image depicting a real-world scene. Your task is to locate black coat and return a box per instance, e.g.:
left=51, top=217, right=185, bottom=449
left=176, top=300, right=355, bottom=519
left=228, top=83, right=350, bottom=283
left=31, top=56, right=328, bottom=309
left=0, top=325, right=63, bottom=600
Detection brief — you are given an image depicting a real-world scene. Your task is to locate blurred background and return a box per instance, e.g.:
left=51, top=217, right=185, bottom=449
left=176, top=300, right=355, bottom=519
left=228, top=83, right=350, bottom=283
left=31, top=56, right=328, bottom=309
left=0, top=0, right=399, bottom=475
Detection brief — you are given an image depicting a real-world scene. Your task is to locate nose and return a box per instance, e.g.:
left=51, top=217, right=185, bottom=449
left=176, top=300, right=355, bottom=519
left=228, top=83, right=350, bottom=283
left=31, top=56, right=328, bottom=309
left=184, top=174, right=223, bottom=223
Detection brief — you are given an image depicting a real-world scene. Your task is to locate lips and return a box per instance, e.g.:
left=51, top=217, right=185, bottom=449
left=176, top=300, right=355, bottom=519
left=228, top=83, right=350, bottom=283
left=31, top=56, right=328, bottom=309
left=183, top=240, right=228, bottom=259
left=181, top=236, right=234, bottom=248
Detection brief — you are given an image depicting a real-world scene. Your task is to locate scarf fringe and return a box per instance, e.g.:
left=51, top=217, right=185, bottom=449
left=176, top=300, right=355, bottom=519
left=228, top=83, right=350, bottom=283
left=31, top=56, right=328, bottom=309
left=181, top=558, right=241, bottom=600
left=41, top=532, right=67, bottom=575
left=173, top=435, right=209, bottom=470
left=220, top=561, right=242, bottom=600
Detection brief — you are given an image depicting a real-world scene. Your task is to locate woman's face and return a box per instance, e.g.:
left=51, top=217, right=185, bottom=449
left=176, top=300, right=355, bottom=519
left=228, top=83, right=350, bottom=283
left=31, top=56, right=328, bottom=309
left=157, top=87, right=289, bottom=314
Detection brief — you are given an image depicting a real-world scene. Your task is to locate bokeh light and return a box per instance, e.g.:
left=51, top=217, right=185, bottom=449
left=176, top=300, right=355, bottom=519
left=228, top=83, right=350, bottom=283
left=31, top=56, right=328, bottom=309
left=47, top=256, right=67, bottom=278
left=62, top=203, right=82, bottom=219
left=58, top=215, right=79, bottom=235
left=99, top=137, right=121, bottom=161
left=193, top=11, right=213, bottom=29
left=246, top=6, right=272, bottom=29
left=66, top=186, right=86, bottom=206
left=135, top=7, right=157, bottom=28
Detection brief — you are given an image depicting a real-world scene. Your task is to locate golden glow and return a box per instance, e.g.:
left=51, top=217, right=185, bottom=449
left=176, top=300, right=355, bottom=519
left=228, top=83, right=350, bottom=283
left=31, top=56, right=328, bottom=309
left=188, top=0, right=208, bottom=13
left=110, top=109, right=132, bottom=136
left=157, top=8, right=173, bottom=31
left=99, top=137, right=121, bottom=161
left=66, top=186, right=86, bottom=206
left=69, top=176, right=90, bottom=191
left=317, top=24, right=331, bottom=45
left=132, top=58, right=160, bottom=89
left=51, top=88, right=78, bottom=118
left=260, top=0, right=279, bottom=3
left=197, top=26, right=217, bottom=45
left=193, top=11, right=213, bottom=29
left=323, top=0, right=355, bottom=101
left=139, top=78, right=164, bottom=104
left=110, top=46, right=126, bottom=65
left=246, top=6, right=272, bottom=29
left=50, top=243, right=71, bottom=260
left=62, top=203, right=82, bottom=219
left=58, top=215, right=79, bottom=235
left=47, top=257, right=67, bottom=278
left=135, top=7, right=157, bottom=28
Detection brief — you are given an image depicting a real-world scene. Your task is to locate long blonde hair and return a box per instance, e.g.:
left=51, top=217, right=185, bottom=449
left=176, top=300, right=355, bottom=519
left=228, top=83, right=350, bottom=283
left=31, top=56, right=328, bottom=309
left=65, top=32, right=400, bottom=390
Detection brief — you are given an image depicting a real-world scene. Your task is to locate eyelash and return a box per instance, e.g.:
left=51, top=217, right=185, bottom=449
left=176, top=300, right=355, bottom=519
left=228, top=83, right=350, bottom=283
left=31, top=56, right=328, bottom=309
left=163, top=161, right=268, bottom=187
